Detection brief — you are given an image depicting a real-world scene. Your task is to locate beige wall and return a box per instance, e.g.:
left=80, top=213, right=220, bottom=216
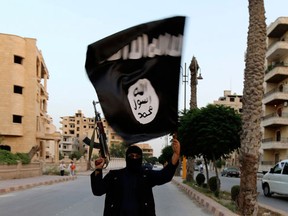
left=0, top=33, right=60, bottom=162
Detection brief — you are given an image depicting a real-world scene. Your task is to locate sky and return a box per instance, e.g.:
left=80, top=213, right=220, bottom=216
left=1, top=1, right=288, bottom=156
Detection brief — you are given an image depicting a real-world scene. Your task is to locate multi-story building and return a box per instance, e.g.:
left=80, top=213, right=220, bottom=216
left=59, top=110, right=155, bottom=158
left=59, top=110, right=124, bottom=157
left=0, top=33, right=60, bottom=162
left=135, top=143, right=154, bottom=158
left=261, top=17, right=288, bottom=171
left=213, top=90, right=243, bottom=114
left=214, top=90, right=242, bottom=167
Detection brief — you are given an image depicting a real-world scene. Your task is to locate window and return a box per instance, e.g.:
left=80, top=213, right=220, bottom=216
left=14, top=55, right=23, bottom=64
left=283, top=164, right=288, bottom=175
left=14, top=85, right=23, bottom=94
left=273, top=164, right=282, bottom=174
left=13, top=115, right=22, bottom=123
left=230, top=97, right=235, bottom=102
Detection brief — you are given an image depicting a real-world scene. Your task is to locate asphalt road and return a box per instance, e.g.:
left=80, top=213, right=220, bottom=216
left=214, top=173, right=288, bottom=213
left=0, top=174, right=212, bottom=216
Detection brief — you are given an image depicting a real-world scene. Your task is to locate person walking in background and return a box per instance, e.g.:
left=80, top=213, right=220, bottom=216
left=59, top=161, right=66, bottom=176
left=69, top=161, right=76, bottom=176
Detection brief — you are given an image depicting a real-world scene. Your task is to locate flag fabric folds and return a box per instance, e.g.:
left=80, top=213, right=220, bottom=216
left=85, top=16, right=186, bottom=145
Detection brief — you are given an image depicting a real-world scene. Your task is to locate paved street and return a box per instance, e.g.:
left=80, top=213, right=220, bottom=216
left=0, top=172, right=212, bottom=216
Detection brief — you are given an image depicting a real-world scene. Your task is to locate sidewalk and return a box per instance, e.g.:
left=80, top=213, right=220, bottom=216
left=172, top=176, right=238, bottom=216
left=0, top=174, right=77, bottom=195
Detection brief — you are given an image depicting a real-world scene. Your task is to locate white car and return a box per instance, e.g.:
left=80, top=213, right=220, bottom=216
left=262, top=159, right=288, bottom=197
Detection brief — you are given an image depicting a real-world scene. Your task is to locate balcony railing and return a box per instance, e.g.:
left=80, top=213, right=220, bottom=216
left=261, top=112, right=288, bottom=127
left=262, top=137, right=288, bottom=143
left=262, top=112, right=288, bottom=120
left=265, top=62, right=288, bottom=73
left=261, top=137, right=288, bottom=149
left=264, top=87, right=288, bottom=97
left=261, top=160, right=275, bottom=166
left=266, top=41, right=288, bottom=60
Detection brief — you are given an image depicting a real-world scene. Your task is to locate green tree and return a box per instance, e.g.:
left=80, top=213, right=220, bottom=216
left=178, top=104, right=242, bottom=188
left=158, top=145, right=173, bottom=165
left=238, top=0, right=266, bottom=215
left=109, top=142, right=126, bottom=158
left=145, top=156, right=158, bottom=165
left=70, top=150, right=83, bottom=160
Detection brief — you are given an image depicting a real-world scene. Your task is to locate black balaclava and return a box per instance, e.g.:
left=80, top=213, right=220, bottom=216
left=125, top=145, right=143, bottom=173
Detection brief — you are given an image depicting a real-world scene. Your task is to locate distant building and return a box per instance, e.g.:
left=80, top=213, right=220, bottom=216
left=261, top=17, right=288, bottom=171
left=0, top=33, right=60, bottom=162
left=135, top=143, right=154, bottom=158
left=213, top=90, right=243, bottom=114
left=59, top=110, right=124, bottom=157
left=214, top=90, right=242, bottom=167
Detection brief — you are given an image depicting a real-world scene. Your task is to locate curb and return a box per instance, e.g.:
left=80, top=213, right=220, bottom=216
left=258, top=203, right=288, bottom=216
left=172, top=178, right=238, bottom=216
left=0, top=176, right=77, bottom=195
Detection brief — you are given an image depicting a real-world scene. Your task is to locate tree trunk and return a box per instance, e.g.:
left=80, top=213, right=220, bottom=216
left=185, top=56, right=200, bottom=182
left=212, top=155, right=220, bottom=192
left=186, top=157, right=194, bottom=181
left=174, top=159, right=181, bottom=176
left=203, top=156, right=209, bottom=182
left=238, top=1, right=266, bottom=215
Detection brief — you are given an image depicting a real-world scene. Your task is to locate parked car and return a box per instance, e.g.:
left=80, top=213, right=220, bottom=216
left=142, top=163, right=153, bottom=170
left=221, top=167, right=240, bottom=177
left=262, top=159, right=288, bottom=197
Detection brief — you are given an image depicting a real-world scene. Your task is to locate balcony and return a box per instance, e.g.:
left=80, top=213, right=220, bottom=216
left=263, top=88, right=288, bottom=105
left=266, top=41, right=288, bottom=61
left=261, top=112, right=288, bottom=127
left=267, top=17, right=288, bottom=38
left=262, top=137, right=288, bottom=149
left=265, top=63, right=288, bottom=83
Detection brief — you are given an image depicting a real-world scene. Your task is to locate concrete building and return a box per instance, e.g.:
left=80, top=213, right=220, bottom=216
left=59, top=110, right=124, bottom=157
left=213, top=90, right=243, bottom=114
left=59, top=110, right=155, bottom=158
left=261, top=17, right=288, bottom=171
left=214, top=90, right=242, bottom=167
left=135, top=143, right=154, bottom=158
left=0, top=33, right=60, bottom=162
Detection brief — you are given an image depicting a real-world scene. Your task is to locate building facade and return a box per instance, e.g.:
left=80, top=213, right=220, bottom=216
left=261, top=17, right=288, bottom=171
left=59, top=110, right=124, bottom=157
left=214, top=90, right=242, bottom=167
left=0, top=33, right=60, bottom=162
left=213, top=90, right=243, bottom=114
left=135, top=143, right=154, bottom=158
left=59, top=110, right=154, bottom=158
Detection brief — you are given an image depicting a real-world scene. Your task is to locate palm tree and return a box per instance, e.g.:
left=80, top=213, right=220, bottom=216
left=238, top=0, right=266, bottom=215
left=185, top=56, right=200, bottom=182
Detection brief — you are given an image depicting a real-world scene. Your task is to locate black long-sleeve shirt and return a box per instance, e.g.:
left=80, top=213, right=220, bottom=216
left=91, top=162, right=178, bottom=216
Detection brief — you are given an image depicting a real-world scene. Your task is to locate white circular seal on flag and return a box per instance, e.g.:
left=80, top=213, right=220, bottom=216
left=127, top=78, right=159, bottom=124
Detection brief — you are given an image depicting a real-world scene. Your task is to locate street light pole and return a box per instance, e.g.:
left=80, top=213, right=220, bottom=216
left=182, top=62, right=188, bottom=111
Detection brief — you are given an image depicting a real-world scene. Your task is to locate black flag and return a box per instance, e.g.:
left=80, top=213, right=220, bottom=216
left=85, top=16, right=186, bottom=145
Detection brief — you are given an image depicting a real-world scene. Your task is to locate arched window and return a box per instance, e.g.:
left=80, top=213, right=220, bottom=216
left=0, top=145, right=11, bottom=151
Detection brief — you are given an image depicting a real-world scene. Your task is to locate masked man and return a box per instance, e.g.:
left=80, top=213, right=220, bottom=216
left=90, top=138, right=180, bottom=216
